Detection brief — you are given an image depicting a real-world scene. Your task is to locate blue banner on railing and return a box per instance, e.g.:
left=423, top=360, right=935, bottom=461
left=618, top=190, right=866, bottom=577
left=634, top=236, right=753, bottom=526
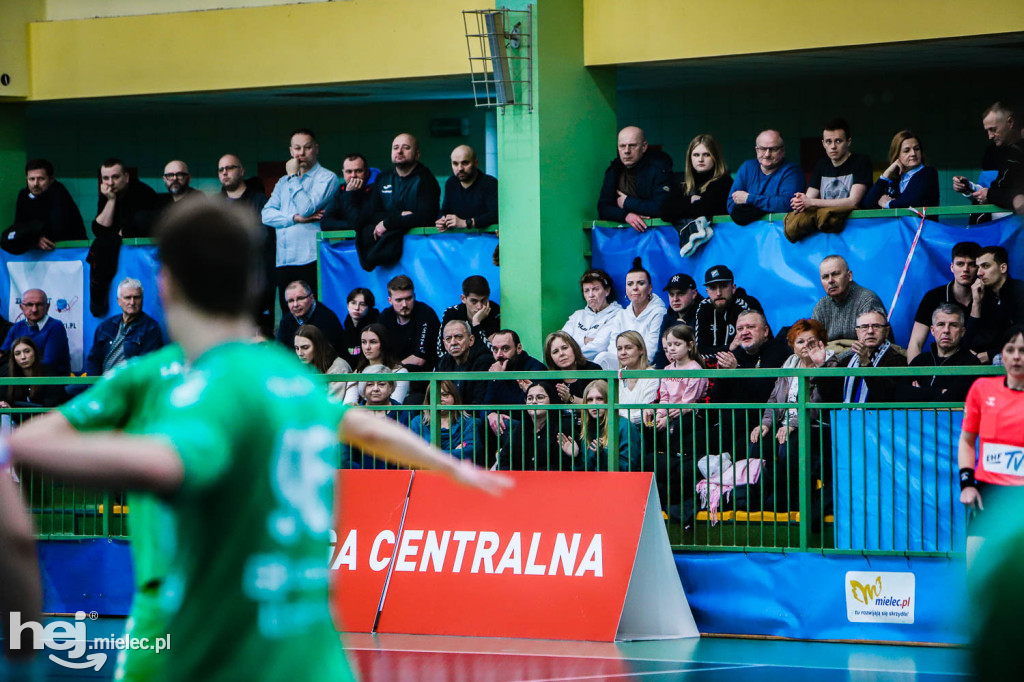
left=592, top=214, right=1024, bottom=344
left=832, top=409, right=967, bottom=552
left=0, top=246, right=165, bottom=374
left=319, top=233, right=500, bottom=320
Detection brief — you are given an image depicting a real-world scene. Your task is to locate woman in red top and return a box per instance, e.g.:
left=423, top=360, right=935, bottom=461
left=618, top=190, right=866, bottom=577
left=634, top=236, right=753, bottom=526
left=959, top=325, right=1024, bottom=511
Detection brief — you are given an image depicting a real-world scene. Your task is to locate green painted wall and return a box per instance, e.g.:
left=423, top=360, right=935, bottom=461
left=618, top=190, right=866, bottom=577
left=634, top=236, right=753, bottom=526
left=498, top=0, right=616, bottom=357
left=0, top=105, right=27, bottom=227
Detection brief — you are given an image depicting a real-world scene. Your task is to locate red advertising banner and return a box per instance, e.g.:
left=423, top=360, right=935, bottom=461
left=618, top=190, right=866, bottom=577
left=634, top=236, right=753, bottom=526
left=330, top=471, right=697, bottom=642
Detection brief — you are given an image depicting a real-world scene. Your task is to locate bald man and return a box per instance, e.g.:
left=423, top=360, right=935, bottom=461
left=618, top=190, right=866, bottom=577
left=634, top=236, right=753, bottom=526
left=597, top=125, right=673, bottom=232
left=350, top=132, right=440, bottom=270
left=436, top=145, right=498, bottom=231
left=159, top=159, right=203, bottom=210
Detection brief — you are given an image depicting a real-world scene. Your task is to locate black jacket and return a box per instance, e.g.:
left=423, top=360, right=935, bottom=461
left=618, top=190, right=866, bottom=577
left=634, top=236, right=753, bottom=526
left=898, top=345, right=980, bottom=403
left=436, top=301, right=501, bottom=358
left=660, top=172, right=733, bottom=222
left=653, top=299, right=703, bottom=368
left=435, top=341, right=493, bottom=406
left=5, top=182, right=86, bottom=254
left=378, top=302, right=442, bottom=371
left=484, top=351, right=546, bottom=407
left=986, top=141, right=1024, bottom=211
left=339, top=308, right=380, bottom=367
left=597, top=150, right=673, bottom=222
left=92, top=178, right=160, bottom=238
left=276, top=301, right=347, bottom=359
left=694, top=287, right=764, bottom=356
left=439, top=173, right=499, bottom=227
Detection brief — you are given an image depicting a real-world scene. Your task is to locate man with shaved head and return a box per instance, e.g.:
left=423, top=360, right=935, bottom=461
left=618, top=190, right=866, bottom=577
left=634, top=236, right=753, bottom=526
left=597, top=126, right=673, bottom=232
left=349, top=132, right=440, bottom=270
left=435, top=145, right=498, bottom=230
left=727, top=128, right=804, bottom=225
left=1, top=288, right=70, bottom=375
left=811, top=254, right=885, bottom=345
left=159, top=159, right=203, bottom=210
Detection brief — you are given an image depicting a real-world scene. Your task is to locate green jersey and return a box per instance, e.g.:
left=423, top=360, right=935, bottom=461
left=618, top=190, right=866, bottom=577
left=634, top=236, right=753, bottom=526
left=59, top=345, right=187, bottom=591
left=142, top=341, right=352, bottom=682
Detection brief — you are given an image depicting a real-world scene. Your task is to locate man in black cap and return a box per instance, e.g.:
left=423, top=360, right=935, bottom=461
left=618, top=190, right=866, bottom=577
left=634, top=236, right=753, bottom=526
left=693, top=265, right=764, bottom=358
left=653, top=273, right=703, bottom=368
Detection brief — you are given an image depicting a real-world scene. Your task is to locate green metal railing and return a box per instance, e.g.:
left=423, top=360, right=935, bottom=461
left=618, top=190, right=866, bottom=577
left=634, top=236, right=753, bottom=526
left=5, top=365, right=999, bottom=557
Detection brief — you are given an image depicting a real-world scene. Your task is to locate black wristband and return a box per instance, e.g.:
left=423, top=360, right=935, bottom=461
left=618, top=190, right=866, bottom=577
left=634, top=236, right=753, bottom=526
left=959, top=467, right=977, bottom=491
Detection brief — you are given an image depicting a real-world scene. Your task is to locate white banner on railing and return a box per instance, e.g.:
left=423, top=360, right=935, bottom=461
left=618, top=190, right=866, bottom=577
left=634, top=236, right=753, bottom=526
left=7, top=260, right=85, bottom=371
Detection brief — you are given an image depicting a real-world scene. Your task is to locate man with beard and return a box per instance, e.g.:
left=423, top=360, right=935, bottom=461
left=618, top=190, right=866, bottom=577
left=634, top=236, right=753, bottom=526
left=693, top=265, right=764, bottom=358
left=217, top=154, right=275, bottom=337
left=811, top=254, right=885, bottom=347
left=158, top=160, right=203, bottom=211
left=3, top=159, right=86, bottom=254
left=484, top=329, right=546, bottom=436
left=654, top=273, right=703, bottom=368
left=971, top=245, right=1024, bottom=363
left=435, top=319, right=492, bottom=406
left=435, top=145, right=498, bottom=230
left=901, top=304, right=980, bottom=402
left=346, top=133, right=440, bottom=270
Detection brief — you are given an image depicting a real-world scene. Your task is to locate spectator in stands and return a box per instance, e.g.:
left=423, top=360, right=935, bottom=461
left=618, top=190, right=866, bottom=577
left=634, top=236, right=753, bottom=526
left=661, top=133, right=732, bottom=222
left=84, top=278, right=163, bottom=378
left=497, top=381, right=575, bottom=471
left=89, top=158, right=160, bottom=316
left=593, top=258, right=667, bottom=369
left=158, top=160, right=203, bottom=210
left=1, top=289, right=70, bottom=376
left=321, top=153, right=377, bottom=230
left=749, top=319, right=837, bottom=515
left=693, top=264, right=764, bottom=358
left=597, top=126, right=673, bottom=232
left=293, top=324, right=353, bottom=401
left=435, top=319, right=492, bottom=406
left=347, top=133, right=441, bottom=270
left=339, top=366, right=404, bottom=469
left=275, top=280, right=345, bottom=358
left=791, top=118, right=872, bottom=213
left=708, top=309, right=787, bottom=454
left=562, top=268, right=622, bottom=362
left=339, top=287, right=379, bottom=367
left=3, top=159, right=86, bottom=254
left=812, top=255, right=885, bottom=346
left=436, top=275, right=501, bottom=358
left=727, top=129, right=804, bottom=225
left=435, top=145, right=498, bottom=230
left=559, top=379, right=641, bottom=472
left=0, top=337, right=67, bottom=409
left=953, top=102, right=1024, bottom=216
left=543, top=331, right=601, bottom=405
left=971, top=245, right=1024, bottom=364
left=408, top=381, right=482, bottom=463
left=261, top=128, right=340, bottom=313
left=901, top=303, right=980, bottom=402
left=863, top=130, right=940, bottom=209
left=654, top=273, right=703, bottom=367
left=660, top=134, right=731, bottom=254
left=614, top=330, right=660, bottom=426
left=217, top=153, right=274, bottom=337
left=907, top=241, right=980, bottom=362
left=346, top=323, right=410, bottom=405
left=840, top=307, right=907, bottom=403
left=484, top=329, right=546, bottom=436
left=378, top=274, right=441, bottom=372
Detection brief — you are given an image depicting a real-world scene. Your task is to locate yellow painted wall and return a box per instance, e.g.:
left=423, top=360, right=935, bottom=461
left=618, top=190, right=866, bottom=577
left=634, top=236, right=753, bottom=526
left=44, top=0, right=330, bottom=22
left=0, top=0, right=46, bottom=98
left=28, top=0, right=491, bottom=100
left=584, top=0, right=1024, bottom=65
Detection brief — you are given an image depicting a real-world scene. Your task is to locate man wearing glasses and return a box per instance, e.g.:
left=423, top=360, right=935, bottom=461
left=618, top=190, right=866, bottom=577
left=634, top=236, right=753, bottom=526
left=158, top=160, right=203, bottom=211
left=726, top=129, right=804, bottom=225
left=0, top=288, right=70, bottom=375
left=275, top=279, right=345, bottom=358
left=841, top=307, right=906, bottom=404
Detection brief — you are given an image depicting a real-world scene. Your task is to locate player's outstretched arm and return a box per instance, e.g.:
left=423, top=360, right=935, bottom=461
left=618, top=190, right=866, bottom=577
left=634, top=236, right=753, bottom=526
left=0, top=460, right=42, bottom=658
left=7, top=430, right=184, bottom=497
left=339, top=407, right=512, bottom=496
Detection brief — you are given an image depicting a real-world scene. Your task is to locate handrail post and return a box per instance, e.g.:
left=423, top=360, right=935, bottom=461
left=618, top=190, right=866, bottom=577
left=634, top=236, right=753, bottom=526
left=797, top=375, right=812, bottom=551
left=607, top=377, right=619, bottom=472
left=428, top=376, right=440, bottom=450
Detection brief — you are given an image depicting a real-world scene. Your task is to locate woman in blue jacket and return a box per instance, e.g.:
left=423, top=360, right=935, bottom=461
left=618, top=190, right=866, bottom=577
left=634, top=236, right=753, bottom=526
left=863, top=130, right=940, bottom=209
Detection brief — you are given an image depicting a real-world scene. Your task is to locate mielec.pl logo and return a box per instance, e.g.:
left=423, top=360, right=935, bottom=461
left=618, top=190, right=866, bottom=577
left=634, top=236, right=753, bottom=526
left=8, top=611, right=106, bottom=670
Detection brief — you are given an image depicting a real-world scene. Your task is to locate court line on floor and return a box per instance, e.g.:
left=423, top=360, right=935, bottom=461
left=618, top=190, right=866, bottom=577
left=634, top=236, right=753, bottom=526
left=517, top=664, right=761, bottom=682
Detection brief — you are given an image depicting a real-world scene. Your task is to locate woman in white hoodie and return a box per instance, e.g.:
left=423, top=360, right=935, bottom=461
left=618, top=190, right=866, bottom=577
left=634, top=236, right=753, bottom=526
left=561, top=268, right=622, bottom=361
left=593, top=257, right=667, bottom=370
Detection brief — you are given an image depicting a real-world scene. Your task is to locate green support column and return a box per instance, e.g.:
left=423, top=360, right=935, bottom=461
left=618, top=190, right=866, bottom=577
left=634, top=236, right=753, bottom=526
left=497, top=0, right=616, bottom=357
left=0, top=104, right=27, bottom=227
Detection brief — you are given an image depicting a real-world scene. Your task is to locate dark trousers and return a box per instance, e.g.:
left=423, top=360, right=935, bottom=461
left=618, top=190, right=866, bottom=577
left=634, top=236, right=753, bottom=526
left=276, top=262, right=318, bottom=316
